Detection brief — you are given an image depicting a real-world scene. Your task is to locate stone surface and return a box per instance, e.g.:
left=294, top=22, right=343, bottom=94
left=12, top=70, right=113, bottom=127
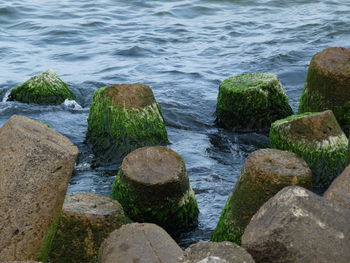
left=111, top=146, right=199, bottom=234
left=87, top=83, right=168, bottom=163
left=177, top=241, right=255, bottom=263
left=242, top=186, right=350, bottom=263
left=8, top=69, right=75, bottom=105
left=212, top=149, right=311, bottom=244
left=49, top=192, right=128, bottom=263
left=298, top=47, right=350, bottom=133
left=0, top=115, right=78, bottom=261
left=216, top=73, right=292, bottom=132
left=0, top=262, right=42, bottom=263
left=324, top=164, right=350, bottom=209
left=99, top=223, right=183, bottom=263
left=269, top=110, right=348, bottom=193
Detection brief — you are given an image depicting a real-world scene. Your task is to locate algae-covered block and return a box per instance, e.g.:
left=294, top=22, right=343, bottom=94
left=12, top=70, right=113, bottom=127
left=216, top=73, right=292, bottom=132
left=211, top=149, right=312, bottom=244
left=298, top=47, right=350, bottom=133
left=87, top=84, right=168, bottom=163
left=270, top=110, right=348, bottom=193
left=111, top=146, right=199, bottom=235
left=8, top=69, right=75, bottom=105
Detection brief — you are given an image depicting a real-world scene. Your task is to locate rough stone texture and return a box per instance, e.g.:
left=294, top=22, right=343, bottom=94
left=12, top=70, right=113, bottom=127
left=269, top=110, right=348, bottom=193
left=111, top=146, right=199, bottom=234
left=87, top=83, right=168, bottom=164
left=212, top=149, right=311, bottom=244
left=216, top=73, right=292, bottom=132
left=177, top=241, right=255, bottom=263
left=99, top=223, right=183, bottom=263
left=298, top=47, right=350, bottom=133
left=242, top=186, right=350, bottom=263
left=324, top=164, right=350, bottom=209
left=8, top=69, right=75, bottom=105
left=0, top=115, right=78, bottom=261
left=0, top=262, right=42, bottom=263
left=49, top=193, right=129, bottom=263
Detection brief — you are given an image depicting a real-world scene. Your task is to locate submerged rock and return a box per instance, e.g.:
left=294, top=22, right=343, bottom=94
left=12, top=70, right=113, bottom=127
left=49, top=193, right=128, bottom=263
left=111, top=146, right=199, bottom=234
left=0, top=115, right=78, bottom=261
left=87, top=83, right=168, bottom=163
left=177, top=241, right=255, bottom=263
left=324, top=164, right=350, bottom=209
left=8, top=69, right=75, bottom=105
left=242, top=186, right=350, bottom=263
left=269, top=110, right=348, bottom=193
left=216, top=73, right=292, bottom=132
left=99, top=223, right=183, bottom=263
left=298, top=47, right=350, bottom=133
left=211, top=149, right=311, bottom=244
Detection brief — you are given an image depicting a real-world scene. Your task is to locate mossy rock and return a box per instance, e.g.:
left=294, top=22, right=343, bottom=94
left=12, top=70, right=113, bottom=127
left=211, top=148, right=312, bottom=244
left=48, top=193, right=129, bottom=263
left=111, top=146, right=199, bottom=235
left=270, top=110, right=348, bottom=193
left=298, top=47, right=350, bottom=134
left=8, top=70, right=75, bottom=105
left=216, top=73, right=293, bottom=132
left=87, top=84, right=168, bottom=163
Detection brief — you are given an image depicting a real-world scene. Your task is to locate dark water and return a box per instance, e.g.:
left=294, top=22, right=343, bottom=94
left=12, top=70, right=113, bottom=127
left=1, top=0, right=350, bottom=246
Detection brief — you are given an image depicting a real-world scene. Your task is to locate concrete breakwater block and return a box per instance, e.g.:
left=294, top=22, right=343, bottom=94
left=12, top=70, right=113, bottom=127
left=49, top=192, right=129, bottom=263
left=216, top=73, right=292, bottom=132
left=0, top=115, right=78, bottom=261
left=98, top=223, right=183, bottom=263
left=269, top=110, right=348, bottom=193
left=8, top=69, right=75, bottom=105
left=87, top=83, right=168, bottom=163
left=111, top=146, right=199, bottom=234
left=324, top=164, right=350, bottom=209
left=211, top=149, right=311, bottom=244
left=177, top=241, right=255, bottom=263
left=242, top=186, right=350, bottom=263
left=298, top=47, right=350, bottom=133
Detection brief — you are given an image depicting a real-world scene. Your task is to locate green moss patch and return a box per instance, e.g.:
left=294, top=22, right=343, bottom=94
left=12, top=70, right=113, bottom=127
left=216, top=73, right=292, bottom=132
left=8, top=69, right=75, bottom=105
left=87, top=87, right=168, bottom=163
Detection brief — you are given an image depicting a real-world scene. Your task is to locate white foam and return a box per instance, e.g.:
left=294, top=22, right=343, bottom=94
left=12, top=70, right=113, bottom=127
left=63, top=99, right=82, bottom=109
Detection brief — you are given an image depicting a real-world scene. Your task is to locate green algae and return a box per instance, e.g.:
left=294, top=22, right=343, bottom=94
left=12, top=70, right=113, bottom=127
left=216, top=73, right=292, bottom=132
left=111, top=173, right=199, bottom=235
left=270, top=114, right=348, bottom=193
left=8, top=70, right=75, bottom=105
left=87, top=86, right=168, bottom=163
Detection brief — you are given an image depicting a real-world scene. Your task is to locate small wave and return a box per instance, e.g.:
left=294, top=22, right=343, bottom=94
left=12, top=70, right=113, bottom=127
left=2, top=90, right=11, bottom=102
left=63, top=99, right=83, bottom=110
left=115, top=46, right=158, bottom=57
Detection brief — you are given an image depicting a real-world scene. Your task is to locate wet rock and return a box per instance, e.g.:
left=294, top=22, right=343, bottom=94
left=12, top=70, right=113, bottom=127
left=49, top=192, right=129, bottom=263
left=324, top=164, right=350, bottom=209
left=177, top=241, right=255, bottom=263
left=87, top=83, right=168, bottom=163
left=111, top=146, right=199, bottom=234
left=99, top=223, right=183, bottom=263
left=8, top=69, right=75, bottom=105
left=269, top=110, right=348, bottom=193
left=216, top=73, right=292, bottom=132
left=212, top=149, right=311, bottom=244
left=298, top=47, right=350, bottom=133
left=0, top=115, right=78, bottom=261
left=242, top=186, right=350, bottom=263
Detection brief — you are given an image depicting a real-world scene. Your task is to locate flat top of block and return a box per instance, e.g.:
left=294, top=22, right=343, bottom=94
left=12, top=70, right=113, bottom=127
left=246, top=148, right=312, bottom=178
left=313, top=47, right=350, bottom=76
left=63, top=192, right=123, bottom=216
left=221, top=73, right=278, bottom=92
left=103, top=83, right=156, bottom=109
left=121, top=146, right=185, bottom=185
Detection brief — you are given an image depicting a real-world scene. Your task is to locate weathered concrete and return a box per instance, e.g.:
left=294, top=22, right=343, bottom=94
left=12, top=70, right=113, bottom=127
left=178, top=241, right=255, bottom=263
left=49, top=192, right=128, bottom=263
left=242, top=186, right=350, bottom=263
left=0, top=115, right=78, bottom=261
left=99, top=223, right=183, bottom=263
